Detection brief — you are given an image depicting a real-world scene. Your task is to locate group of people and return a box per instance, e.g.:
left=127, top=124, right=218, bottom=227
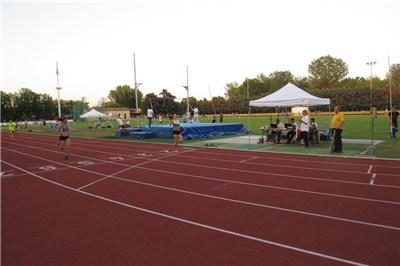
left=269, top=106, right=345, bottom=152
left=270, top=112, right=319, bottom=149
left=146, top=105, right=201, bottom=128
left=211, top=113, right=224, bottom=123
left=117, top=117, right=130, bottom=129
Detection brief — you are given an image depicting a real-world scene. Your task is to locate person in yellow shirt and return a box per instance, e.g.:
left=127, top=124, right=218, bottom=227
left=331, top=106, right=344, bottom=153
left=8, top=120, right=16, bottom=140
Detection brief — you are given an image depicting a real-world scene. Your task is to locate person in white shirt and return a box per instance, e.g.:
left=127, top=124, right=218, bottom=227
left=297, top=110, right=310, bottom=149
left=118, top=117, right=123, bottom=129
left=193, top=105, right=200, bottom=123
left=159, top=115, right=163, bottom=124
left=272, top=118, right=285, bottom=143
left=286, top=118, right=298, bottom=144
left=126, top=120, right=131, bottom=127
left=147, top=108, right=154, bottom=127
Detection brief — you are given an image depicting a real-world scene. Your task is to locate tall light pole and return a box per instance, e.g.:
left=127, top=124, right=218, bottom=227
left=366, top=61, right=376, bottom=113
left=55, top=62, right=62, bottom=118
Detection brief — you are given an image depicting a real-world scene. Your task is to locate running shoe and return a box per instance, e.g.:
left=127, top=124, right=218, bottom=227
left=173, top=150, right=179, bottom=153
left=64, top=156, right=69, bottom=160
left=302, top=146, right=308, bottom=149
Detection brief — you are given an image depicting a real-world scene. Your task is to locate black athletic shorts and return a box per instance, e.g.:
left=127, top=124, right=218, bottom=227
left=173, top=130, right=181, bottom=135
left=59, top=135, right=70, bottom=141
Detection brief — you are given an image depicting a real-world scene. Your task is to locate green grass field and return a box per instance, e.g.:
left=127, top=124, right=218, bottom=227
left=2, top=115, right=399, bottom=159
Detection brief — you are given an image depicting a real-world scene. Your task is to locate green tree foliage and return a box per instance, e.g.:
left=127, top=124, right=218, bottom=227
left=1, top=91, right=15, bottom=122
left=387, top=63, right=400, bottom=88
left=308, top=55, right=349, bottom=89
left=15, top=88, right=56, bottom=120
left=142, top=89, right=180, bottom=116
left=268, top=71, right=294, bottom=93
left=108, top=85, right=143, bottom=109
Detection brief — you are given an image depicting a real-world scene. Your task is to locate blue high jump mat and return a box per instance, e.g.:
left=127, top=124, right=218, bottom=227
left=116, top=123, right=249, bottom=140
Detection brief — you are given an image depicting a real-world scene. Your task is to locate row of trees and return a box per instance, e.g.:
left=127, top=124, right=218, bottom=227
left=3, top=56, right=399, bottom=121
left=1, top=88, right=89, bottom=122
left=1, top=89, right=57, bottom=122
left=105, top=57, right=399, bottom=115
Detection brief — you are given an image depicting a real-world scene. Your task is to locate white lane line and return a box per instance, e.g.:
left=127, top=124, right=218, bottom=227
left=5, top=140, right=400, bottom=191
left=370, top=174, right=376, bottom=185
left=240, top=157, right=258, bottom=163
left=0, top=160, right=371, bottom=266
left=7, top=134, right=400, bottom=178
left=2, top=147, right=399, bottom=230
left=367, top=166, right=373, bottom=174
left=6, top=133, right=399, bottom=172
left=112, top=174, right=400, bottom=231
left=3, top=145, right=400, bottom=206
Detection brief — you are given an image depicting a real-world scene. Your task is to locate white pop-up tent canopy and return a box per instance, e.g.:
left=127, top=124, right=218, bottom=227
left=80, top=109, right=108, bottom=118
left=80, top=109, right=114, bottom=128
left=249, top=82, right=330, bottom=107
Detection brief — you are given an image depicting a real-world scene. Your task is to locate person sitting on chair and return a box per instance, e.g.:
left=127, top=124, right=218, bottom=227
left=286, top=118, right=298, bottom=144
left=271, top=119, right=285, bottom=143
left=309, top=118, right=318, bottom=143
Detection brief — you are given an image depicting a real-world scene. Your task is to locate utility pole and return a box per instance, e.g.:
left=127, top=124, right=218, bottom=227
left=56, top=62, right=62, bottom=118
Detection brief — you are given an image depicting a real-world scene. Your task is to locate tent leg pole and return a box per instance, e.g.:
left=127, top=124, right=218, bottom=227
left=248, top=106, right=251, bottom=145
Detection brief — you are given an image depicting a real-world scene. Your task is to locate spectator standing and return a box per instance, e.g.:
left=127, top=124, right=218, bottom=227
left=193, top=105, right=200, bottom=123
left=211, top=113, right=216, bottom=123
left=331, top=106, right=345, bottom=153
left=118, top=117, right=123, bottom=129
left=297, top=110, right=310, bottom=149
left=147, top=108, right=154, bottom=127
left=388, top=106, right=399, bottom=139
left=159, top=115, right=163, bottom=124
left=219, top=113, right=224, bottom=123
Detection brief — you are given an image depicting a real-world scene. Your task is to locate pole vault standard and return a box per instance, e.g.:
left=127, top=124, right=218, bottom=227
left=133, top=53, right=142, bottom=128
left=183, top=66, right=189, bottom=115
left=55, top=62, right=62, bottom=118
left=208, top=86, right=216, bottom=115
left=388, top=56, right=393, bottom=138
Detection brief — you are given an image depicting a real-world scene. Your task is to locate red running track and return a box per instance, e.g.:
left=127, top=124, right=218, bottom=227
left=1, top=132, right=399, bottom=265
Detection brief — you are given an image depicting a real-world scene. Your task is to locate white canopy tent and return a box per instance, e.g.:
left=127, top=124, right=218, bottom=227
left=80, top=109, right=108, bottom=119
left=247, top=83, right=331, bottom=144
left=249, top=82, right=330, bottom=107
left=80, top=109, right=114, bottom=128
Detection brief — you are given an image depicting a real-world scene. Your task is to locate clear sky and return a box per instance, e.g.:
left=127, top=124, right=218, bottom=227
left=2, top=0, right=399, bottom=107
